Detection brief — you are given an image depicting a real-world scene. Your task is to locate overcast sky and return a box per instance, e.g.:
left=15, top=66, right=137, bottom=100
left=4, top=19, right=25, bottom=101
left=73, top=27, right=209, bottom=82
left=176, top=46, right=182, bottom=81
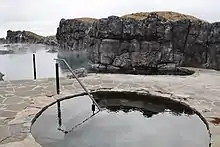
left=0, top=0, right=219, bottom=37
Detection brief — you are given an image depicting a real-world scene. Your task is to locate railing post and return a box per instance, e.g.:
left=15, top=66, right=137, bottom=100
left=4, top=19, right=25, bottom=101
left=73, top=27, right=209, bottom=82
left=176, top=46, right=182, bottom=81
left=57, top=99, right=62, bottom=128
left=33, top=54, right=37, bottom=80
left=55, top=63, right=60, bottom=95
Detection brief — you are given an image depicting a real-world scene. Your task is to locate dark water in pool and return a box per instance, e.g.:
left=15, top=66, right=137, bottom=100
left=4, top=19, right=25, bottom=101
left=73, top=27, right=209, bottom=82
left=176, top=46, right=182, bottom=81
left=0, top=44, right=90, bottom=80
left=31, top=94, right=210, bottom=147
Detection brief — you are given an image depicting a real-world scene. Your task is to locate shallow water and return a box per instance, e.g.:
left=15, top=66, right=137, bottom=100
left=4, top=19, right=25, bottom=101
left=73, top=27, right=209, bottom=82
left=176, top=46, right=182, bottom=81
left=0, top=44, right=89, bottom=80
left=31, top=94, right=210, bottom=147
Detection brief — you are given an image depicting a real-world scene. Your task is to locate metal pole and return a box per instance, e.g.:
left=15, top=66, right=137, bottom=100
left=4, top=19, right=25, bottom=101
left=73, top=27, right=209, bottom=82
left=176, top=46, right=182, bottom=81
left=57, top=99, right=62, bottom=128
left=54, top=58, right=101, bottom=111
left=55, top=63, right=60, bottom=95
left=33, top=54, right=37, bottom=80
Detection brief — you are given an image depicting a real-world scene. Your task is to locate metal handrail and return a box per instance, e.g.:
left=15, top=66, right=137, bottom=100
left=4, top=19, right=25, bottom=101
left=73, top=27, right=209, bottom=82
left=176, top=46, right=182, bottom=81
left=54, top=58, right=101, bottom=111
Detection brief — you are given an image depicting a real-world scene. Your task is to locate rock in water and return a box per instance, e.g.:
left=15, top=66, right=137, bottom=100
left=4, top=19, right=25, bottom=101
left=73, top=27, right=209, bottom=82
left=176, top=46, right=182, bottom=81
left=0, top=72, right=4, bottom=81
left=46, top=47, right=58, bottom=53
left=88, top=63, right=106, bottom=72
left=66, top=68, right=88, bottom=79
left=0, top=49, right=14, bottom=55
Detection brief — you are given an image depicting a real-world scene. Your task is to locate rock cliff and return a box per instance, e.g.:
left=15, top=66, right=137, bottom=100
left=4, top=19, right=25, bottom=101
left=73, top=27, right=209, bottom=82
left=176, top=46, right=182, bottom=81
left=6, top=30, right=58, bottom=46
left=56, top=12, right=220, bottom=71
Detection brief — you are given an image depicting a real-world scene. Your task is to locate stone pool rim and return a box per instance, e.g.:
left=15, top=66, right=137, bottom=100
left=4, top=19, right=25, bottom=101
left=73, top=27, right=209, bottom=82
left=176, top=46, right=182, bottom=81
left=30, top=89, right=211, bottom=147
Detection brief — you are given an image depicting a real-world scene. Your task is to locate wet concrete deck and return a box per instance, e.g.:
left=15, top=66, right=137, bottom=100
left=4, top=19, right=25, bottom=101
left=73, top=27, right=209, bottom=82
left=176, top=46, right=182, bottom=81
left=0, top=68, right=220, bottom=147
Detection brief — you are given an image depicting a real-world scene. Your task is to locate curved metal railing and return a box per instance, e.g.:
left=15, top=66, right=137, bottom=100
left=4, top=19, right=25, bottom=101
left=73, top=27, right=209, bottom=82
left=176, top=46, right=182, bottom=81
left=54, top=58, right=101, bottom=111
left=54, top=58, right=102, bottom=134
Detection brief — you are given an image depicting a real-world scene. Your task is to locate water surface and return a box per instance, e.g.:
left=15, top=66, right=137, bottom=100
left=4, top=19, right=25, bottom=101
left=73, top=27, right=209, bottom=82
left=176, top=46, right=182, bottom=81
left=0, top=44, right=89, bottom=80
left=31, top=94, right=210, bottom=147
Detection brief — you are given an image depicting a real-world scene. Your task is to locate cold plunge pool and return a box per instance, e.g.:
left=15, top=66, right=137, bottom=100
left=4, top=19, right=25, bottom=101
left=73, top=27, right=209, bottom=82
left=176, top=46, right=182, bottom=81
left=31, top=91, right=210, bottom=147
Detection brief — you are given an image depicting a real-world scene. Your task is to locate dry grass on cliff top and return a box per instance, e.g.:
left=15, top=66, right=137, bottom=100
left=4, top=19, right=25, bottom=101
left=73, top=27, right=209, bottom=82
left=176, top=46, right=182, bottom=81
left=25, top=31, right=55, bottom=40
left=75, top=17, right=98, bottom=23
left=25, top=31, right=44, bottom=40
left=122, top=11, right=204, bottom=21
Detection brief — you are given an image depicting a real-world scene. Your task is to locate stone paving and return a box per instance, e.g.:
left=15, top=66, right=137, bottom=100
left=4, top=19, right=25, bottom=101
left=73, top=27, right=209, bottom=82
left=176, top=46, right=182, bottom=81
left=0, top=68, right=220, bottom=147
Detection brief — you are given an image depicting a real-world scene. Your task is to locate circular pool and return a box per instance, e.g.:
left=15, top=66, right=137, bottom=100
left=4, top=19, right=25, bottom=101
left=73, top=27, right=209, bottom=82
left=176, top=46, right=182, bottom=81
left=31, top=91, right=210, bottom=147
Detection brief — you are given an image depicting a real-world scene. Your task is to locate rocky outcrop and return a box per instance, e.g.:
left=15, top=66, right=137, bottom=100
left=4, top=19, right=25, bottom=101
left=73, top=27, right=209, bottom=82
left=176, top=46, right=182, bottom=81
left=0, top=38, right=6, bottom=44
left=0, top=72, right=4, bottom=81
left=66, top=68, right=88, bottom=79
left=6, top=30, right=58, bottom=46
left=56, top=12, right=220, bottom=71
left=56, top=18, right=97, bottom=50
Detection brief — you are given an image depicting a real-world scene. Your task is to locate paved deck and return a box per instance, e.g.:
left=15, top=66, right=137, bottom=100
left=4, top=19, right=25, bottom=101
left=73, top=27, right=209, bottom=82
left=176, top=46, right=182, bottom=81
left=0, top=68, right=220, bottom=147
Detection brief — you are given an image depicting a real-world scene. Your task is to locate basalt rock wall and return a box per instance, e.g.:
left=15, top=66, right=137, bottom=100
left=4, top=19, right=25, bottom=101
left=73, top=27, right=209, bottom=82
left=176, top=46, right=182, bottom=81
left=56, top=12, right=220, bottom=71
left=6, top=30, right=58, bottom=46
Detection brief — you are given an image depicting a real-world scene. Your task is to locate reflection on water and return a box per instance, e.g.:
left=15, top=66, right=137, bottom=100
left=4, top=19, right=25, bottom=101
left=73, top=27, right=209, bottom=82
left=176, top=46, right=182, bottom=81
left=0, top=44, right=90, bottom=80
left=31, top=93, right=210, bottom=147
left=57, top=50, right=90, bottom=74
